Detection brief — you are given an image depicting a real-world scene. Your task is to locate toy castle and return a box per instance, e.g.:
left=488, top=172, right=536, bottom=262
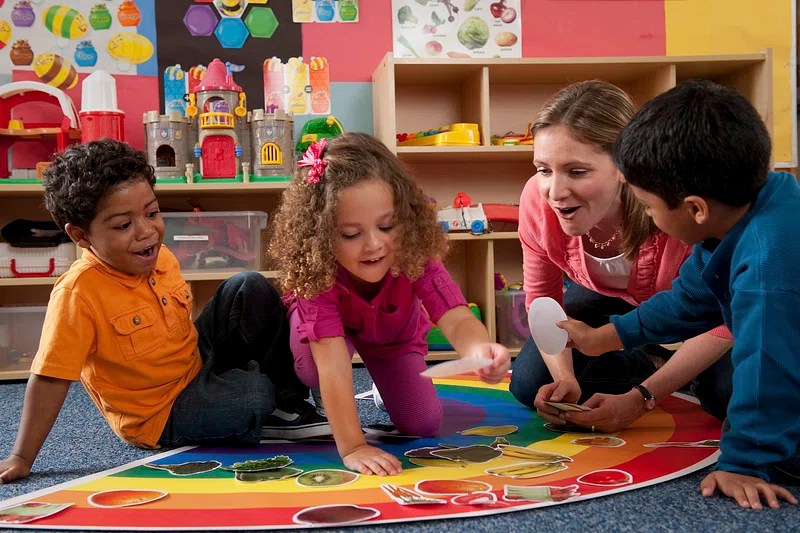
left=143, top=58, right=294, bottom=182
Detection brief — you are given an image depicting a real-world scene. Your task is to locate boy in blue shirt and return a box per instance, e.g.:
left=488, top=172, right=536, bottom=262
left=559, top=80, right=799, bottom=510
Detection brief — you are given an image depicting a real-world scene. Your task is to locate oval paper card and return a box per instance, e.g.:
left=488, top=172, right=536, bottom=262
left=528, top=297, right=568, bottom=355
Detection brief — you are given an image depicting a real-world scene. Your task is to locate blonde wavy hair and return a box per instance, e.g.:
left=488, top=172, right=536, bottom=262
left=269, top=132, right=449, bottom=299
left=533, top=80, right=657, bottom=260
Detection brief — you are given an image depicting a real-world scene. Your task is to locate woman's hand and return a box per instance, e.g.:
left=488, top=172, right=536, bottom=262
left=534, top=380, right=581, bottom=423
left=342, top=444, right=403, bottom=476
left=558, top=390, right=645, bottom=433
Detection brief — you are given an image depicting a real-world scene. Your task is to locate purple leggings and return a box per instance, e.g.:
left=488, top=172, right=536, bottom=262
left=289, top=309, right=443, bottom=437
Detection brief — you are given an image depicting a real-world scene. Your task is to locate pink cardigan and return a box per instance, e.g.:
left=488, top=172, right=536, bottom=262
left=519, top=176, right=691, bottom=309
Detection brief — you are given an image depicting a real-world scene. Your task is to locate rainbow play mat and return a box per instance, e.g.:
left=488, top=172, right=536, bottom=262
left=0, top=374, right=721, bottom=529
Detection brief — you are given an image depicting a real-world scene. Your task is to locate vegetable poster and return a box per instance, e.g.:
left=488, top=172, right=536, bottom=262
left=392, top=0, right=521, bottom=59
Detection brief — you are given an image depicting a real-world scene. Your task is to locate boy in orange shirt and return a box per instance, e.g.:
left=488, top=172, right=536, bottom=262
left=0, top=140, right=329, bottom=484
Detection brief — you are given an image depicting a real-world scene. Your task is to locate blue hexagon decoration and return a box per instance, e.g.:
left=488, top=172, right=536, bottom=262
left=244, top=7, right=279, bottom=39
left=214, top=17, right=249, bottom=48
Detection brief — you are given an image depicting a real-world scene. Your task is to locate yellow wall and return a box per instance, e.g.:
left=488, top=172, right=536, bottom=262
left=666, top=1, right=795, bottom=165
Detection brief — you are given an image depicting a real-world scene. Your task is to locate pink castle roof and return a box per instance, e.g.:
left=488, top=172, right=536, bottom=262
left=193, top=58, right=242, bottom=93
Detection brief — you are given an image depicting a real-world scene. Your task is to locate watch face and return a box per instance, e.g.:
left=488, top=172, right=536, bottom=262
left=635, top=385, right=656, bottom=410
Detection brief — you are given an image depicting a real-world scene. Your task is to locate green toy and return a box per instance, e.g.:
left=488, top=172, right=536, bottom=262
left=296, top=115, right=344, bottom=152
left=427, top=303, right=482, bottom=350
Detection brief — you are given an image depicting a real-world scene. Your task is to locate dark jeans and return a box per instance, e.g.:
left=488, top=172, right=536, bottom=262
left=509, top=283, right=732, bottom=420
left=159, top=272, right=305, bottom=447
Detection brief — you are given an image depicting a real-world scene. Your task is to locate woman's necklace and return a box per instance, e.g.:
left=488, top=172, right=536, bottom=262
left=585, top=226, right=622, bottom=250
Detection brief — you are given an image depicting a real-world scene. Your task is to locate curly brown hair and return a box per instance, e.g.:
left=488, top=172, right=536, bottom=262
left=533, top=80, right=657, bottom=260
left=43, top=139, right=156, bottom=230
left=269, top=132, right=449, bottom=298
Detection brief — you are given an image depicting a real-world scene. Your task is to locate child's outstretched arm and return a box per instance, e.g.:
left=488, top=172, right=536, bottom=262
left=557, top=319, right=623, bottom=356
left=437, top=305, right=511, bottom=384
left=0, top=374, right=71, bottom=484
left=310, top=337, right=402, bottom=476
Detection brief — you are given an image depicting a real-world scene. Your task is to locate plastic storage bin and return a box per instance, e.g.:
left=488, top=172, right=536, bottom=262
left=161, top=211, right=268, bottom=272
left=495, top=289, right=530, bottom=349
left=0, top=243, right=77, bottom=278
left=0, top=306, right=47, bottom=372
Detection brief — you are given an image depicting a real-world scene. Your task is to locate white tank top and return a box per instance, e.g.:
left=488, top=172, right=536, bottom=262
left=583, top=251, right=631, bottom=290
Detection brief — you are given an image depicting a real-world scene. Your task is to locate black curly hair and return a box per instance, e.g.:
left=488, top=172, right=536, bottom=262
left=613, top=79, right=770, bottom=209
left=43, top=139, right=156, bottom=230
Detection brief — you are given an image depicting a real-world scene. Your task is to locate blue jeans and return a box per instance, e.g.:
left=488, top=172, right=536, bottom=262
left=159, top=272, right=304, bottom=447
left=509, top=283, right=732, bottom=420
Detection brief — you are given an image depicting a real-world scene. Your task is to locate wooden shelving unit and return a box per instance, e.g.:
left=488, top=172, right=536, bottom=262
left=0, top=50, right=772, bottom=379
left=372, top=51, right=772, bottom=352
left=0, top=181, right=288, bottom=380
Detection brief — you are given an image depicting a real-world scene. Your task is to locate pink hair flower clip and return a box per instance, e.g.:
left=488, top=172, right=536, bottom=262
left=298, top=138, right=328, bottom=184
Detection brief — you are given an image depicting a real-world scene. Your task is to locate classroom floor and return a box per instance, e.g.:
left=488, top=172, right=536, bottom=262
left=1, top=368, right=798, bottom=532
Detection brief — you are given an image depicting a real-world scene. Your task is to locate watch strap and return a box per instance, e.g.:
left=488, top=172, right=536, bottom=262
left=633, top=384, right=656, bottom=410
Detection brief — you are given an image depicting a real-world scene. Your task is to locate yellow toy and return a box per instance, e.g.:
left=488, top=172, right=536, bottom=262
left=396, top=123, right=480, bottom=147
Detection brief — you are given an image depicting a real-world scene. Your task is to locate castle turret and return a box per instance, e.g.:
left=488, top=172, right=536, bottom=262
left=143, top=110, right=193, bottom=180
left=248, top=108, right=294, bottom=179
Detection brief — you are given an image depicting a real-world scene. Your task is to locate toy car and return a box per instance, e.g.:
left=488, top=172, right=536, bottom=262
left=437, top=202, right=489, bottom=234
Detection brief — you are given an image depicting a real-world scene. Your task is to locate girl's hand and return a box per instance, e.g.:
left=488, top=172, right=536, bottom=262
left=342, top=444, right=403, bottom=476
left=475, top=343, right=511, bottom=384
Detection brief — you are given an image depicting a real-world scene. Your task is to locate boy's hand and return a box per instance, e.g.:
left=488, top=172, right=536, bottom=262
left=701, top=470, right=798, bottom=509
left=0, top=453, right=32, bottom=484
left=534, top=380, right=581, bottom=423
left=342, top=444, right=402, bottom=476
left=475, top=343, right=511, bottom=384
left=557, top=320, right=623, bottom=356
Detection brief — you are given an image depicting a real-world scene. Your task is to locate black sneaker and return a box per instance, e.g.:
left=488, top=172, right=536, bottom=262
left=261, top=399, right=332, bottom=440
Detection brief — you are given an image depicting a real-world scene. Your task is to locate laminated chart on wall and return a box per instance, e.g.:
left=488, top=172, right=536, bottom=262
left=292, top=0, right=359, bottom=23
left=155, top=1, right=301, bottom=113
left=0, top=1, right=158, bottom=80
left=0, top=374, right=722, bottom=530
left=263, top=56, right=331, bottom=115
left=392, top=0, right=521, bottom=59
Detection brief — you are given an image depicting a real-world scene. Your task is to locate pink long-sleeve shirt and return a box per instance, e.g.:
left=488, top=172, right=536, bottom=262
left=519, top=176, right=691, bottom=309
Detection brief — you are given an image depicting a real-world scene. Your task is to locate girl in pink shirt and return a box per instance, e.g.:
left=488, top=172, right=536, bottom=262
left=511, top=81, right=733, bottom=431
left=270, top=132, right=511, bottom=476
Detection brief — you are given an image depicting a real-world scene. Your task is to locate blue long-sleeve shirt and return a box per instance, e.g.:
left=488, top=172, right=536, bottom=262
left=611, top=172, right=800, bottom=480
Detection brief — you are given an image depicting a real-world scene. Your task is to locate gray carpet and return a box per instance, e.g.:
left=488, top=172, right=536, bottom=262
left=1, top=368, right=798, bottom=532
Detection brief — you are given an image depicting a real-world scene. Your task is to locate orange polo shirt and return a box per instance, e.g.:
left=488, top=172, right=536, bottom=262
left=32, top=245, right=202, bottom=448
